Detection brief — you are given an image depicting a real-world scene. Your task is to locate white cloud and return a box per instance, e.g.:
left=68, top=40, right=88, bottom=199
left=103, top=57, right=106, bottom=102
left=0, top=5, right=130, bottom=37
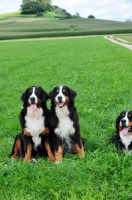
left=0, top=0, right=131, bottom=21
left=52, top=0, right=132, bottom=21
left=0, top=0, right=22, bottom=14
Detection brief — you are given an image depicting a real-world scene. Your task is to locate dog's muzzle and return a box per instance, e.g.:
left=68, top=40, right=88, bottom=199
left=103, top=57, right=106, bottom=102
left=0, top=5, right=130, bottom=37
left=30, top=97, right=36, bottom=104
left=57, top=96, right=65, bottom=108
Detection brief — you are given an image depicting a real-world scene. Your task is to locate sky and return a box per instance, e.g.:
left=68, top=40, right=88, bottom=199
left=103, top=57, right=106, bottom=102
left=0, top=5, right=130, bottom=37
left=0, top=0, right=132, bottom=22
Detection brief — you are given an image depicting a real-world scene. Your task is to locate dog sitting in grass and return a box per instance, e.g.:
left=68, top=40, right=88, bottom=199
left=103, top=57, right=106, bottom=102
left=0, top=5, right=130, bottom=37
left=111, top=111, right=132, bottom=154
left=49, top=85, right=85, bottom=163
left=10, top=86, right=55, bottom=162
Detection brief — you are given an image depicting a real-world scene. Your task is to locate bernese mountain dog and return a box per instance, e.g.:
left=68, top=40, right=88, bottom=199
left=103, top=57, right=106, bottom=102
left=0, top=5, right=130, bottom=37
left=49, top=85, right=85, bottom=163
left=111, top=111, right=132, bottom=154
left=10, top=86, right=55, bottom=162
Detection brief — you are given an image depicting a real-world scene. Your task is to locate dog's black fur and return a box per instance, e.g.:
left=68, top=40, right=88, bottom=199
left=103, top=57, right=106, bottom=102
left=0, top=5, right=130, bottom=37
left=10, top=132, right=53, bottom=159
left=49, top=86, right=85, bottom=163
left=10, top=86, right=55, bottom=162
left=111, top=111, right=132, bottom=153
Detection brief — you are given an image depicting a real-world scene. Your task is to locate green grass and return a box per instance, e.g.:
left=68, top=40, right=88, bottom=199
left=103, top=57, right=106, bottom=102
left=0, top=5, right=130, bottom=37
left=0, top=11, right=56, bottom=19
left=44, top=11, right=57, bottom=18
left=0, top=11, right=21, bottom=19
left=0, top=36, right=132, bottom=199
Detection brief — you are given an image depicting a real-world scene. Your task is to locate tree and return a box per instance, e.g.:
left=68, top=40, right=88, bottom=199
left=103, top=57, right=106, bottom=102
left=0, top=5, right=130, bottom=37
left=36, top=0, right=52, bottom=11
left=75, top=12, right=80, bottom=17
left=53, top=7, right=63, bottom=16
left=125, top=19, right=131, bottom=22
left=36, top=0, right=51, bottom=4
left=88, top=15, right=95, bottom=19
left=21, top=1, right=44, bottom=14
left=21, top=0, right=52, bottom=14
left=65, top=12, right=72, bottom=18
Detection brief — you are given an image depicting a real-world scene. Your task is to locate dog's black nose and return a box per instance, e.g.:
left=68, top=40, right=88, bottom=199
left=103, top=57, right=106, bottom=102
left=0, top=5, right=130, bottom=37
left=30, top=97, right=35, bottom=104
left=58, top=96, right=62, bottom=102
left=121, top=119, right=126, bottom=125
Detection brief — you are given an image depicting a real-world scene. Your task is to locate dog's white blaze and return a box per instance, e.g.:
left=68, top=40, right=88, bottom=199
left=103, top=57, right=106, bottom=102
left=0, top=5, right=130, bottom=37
left=119, top=112, right=129, bottom=127
left=119, top=133, right=132, bottom=151
left=55, top=105, right=75, bottom=139
left=56, top=86, right=65, bottom=103
left=25, top=107, right=45, bottom=147
left=29, top=87, right=38, bottom=104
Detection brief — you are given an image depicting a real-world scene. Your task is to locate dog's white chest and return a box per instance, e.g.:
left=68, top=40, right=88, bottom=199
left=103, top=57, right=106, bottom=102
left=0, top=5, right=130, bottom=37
left=25, top=107, right=45, bottom=147
left=120, top=132, right=132, bottom=150
left=55, top=106, right=75, bottom=138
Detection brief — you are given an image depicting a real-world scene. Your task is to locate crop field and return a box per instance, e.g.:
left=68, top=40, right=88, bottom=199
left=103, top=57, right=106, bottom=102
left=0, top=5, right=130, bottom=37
left=0, top=12, right=132, bottom=39
left=0, top=36, right=132, bottom=199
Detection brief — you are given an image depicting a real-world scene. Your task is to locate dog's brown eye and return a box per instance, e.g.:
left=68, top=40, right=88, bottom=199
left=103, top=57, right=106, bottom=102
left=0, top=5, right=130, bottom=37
left=56, top=90, right=59, bottom=93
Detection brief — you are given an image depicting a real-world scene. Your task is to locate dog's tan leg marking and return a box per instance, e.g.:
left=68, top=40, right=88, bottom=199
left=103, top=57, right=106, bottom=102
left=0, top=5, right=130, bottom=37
left=41, top=127, right=49, bottom=135
left=11, top=139, right=21, bottom=159
left=44, top=142, right=55, bottom=162
left=24, top=128, right=31, bottom=136
left=74, top=143, right=85, bottom=158
left=119, top=149, right=124, bottom=153
left=55, top=145, right=63, bottom=163
left=24, top=144, right=32, bottom=162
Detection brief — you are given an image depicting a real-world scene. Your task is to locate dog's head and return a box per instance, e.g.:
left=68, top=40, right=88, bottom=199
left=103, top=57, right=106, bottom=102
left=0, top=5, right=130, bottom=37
left=49, top=86, right=77, bottom=108
left=116, top=111, right=132, bottom=135
left=21, top=86, right=49, bottom=110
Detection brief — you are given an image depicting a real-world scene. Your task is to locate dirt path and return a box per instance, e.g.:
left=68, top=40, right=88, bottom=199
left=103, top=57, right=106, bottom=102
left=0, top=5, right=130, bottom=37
left=104, top=36, right=132, bottom=50
left=0, top=34, right=132, bottom=46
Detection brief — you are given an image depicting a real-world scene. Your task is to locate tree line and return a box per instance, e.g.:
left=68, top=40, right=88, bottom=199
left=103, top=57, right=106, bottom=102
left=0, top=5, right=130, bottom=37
left=20, top=0, right=96, bottom=18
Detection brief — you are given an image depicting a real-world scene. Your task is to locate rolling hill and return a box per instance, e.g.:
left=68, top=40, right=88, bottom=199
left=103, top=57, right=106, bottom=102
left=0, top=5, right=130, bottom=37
left=0, top=11, right=132, bottom=40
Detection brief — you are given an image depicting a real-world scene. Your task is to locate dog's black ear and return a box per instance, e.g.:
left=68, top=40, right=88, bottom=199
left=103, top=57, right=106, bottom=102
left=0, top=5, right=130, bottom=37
left=21, top=88, right=28, bottom=102
left=41, top=88, right=49, bottom=102
left=116, top=115, right=121, bottom=133
left=69, top=88, right=77, bottom=99
left=49, top=89, right=54, bottom=101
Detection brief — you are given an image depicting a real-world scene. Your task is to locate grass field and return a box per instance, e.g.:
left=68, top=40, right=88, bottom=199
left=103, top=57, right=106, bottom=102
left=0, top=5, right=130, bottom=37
left=0, top=36, right=132, bottom=199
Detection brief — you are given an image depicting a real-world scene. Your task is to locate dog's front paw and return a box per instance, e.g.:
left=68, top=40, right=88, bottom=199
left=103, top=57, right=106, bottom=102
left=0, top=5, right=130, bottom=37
left=55, top=161, right=62, bottom=164
left=31, top=158, right=37, bottom=163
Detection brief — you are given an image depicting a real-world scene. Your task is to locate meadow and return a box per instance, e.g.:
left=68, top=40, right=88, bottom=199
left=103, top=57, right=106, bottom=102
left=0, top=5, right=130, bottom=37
left=0, top=36, right=132, bottom=199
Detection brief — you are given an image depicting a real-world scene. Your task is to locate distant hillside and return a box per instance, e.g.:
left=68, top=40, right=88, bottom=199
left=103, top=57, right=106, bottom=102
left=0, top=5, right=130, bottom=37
left=0, top=11, right=56, bottom=20
left=0, top=12, right=132, bottom=40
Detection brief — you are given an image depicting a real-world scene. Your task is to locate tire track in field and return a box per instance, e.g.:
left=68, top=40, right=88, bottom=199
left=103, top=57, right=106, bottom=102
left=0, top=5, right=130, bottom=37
left=104, top=35, right=132, bottom=50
